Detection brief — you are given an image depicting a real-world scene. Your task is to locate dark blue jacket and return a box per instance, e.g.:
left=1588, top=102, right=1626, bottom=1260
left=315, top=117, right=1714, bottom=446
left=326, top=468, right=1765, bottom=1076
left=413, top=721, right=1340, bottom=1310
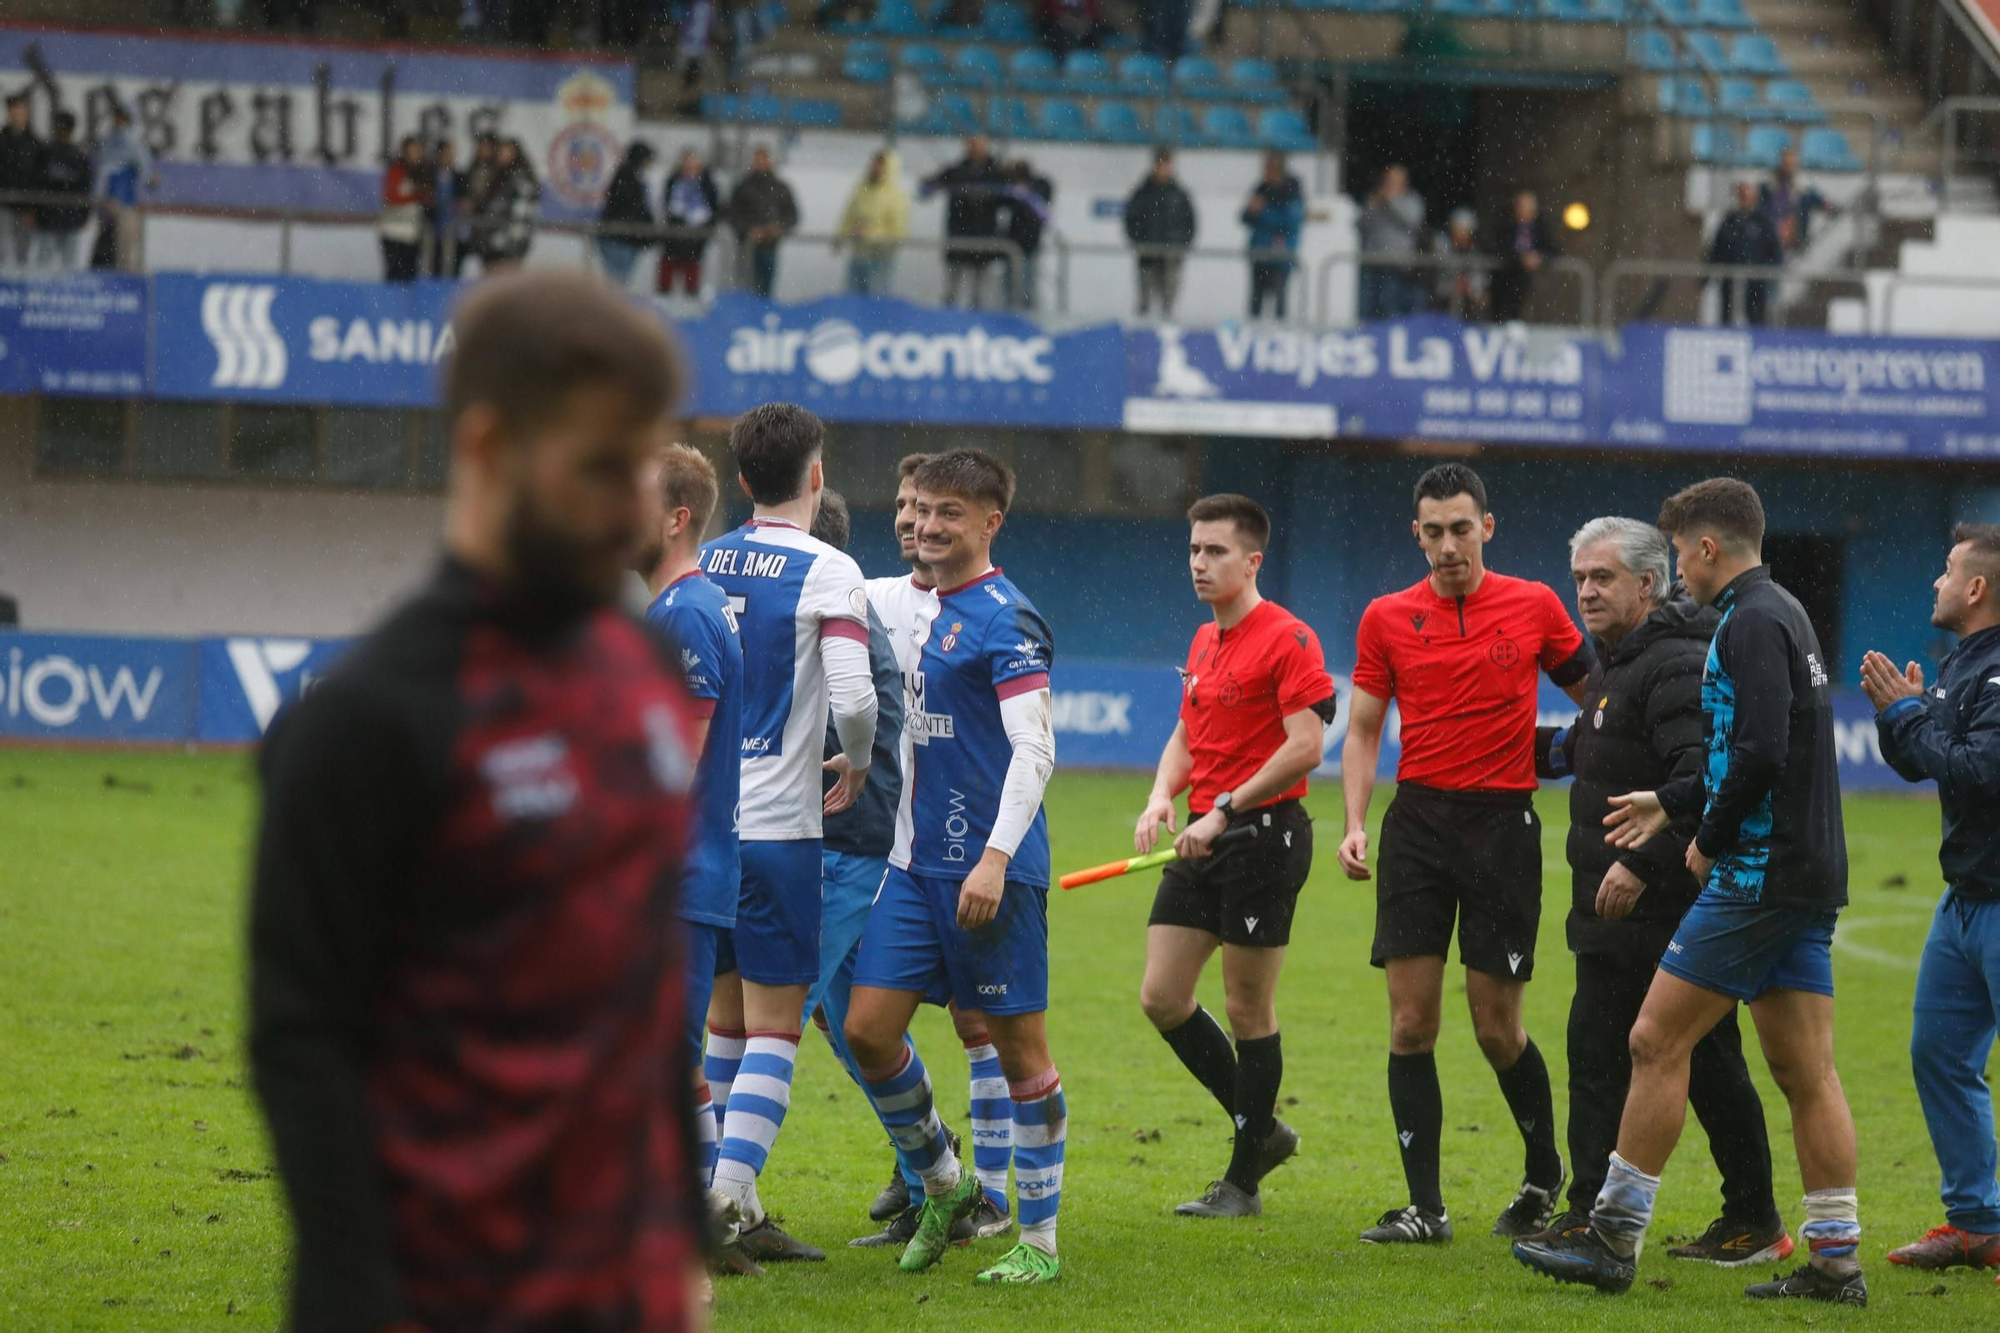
left=823, top=605, right=903, bottom=858
left=1878, top=622, right=2000, bottom=899
left=1657, top=567, right=1847, bottom=909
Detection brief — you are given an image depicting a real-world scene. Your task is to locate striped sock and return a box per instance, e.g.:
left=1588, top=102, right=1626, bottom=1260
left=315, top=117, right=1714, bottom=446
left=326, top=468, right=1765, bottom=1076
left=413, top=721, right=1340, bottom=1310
left=704, top=1025, right=746, bottom=1143
left=1802, top=1188, right=1861, bottom=1277
left=1011, top=1068, right=1066, bottom=1257
left=862, top=1044, right=962, bottom=1194
left=713, top=1030, right=799, bottom=1224
left=965, top=1036, right=1013, bottom=1211
left=693, top=1079, right=719, bottom=1190
left=1590, top=1151, right=1661, bottom=1259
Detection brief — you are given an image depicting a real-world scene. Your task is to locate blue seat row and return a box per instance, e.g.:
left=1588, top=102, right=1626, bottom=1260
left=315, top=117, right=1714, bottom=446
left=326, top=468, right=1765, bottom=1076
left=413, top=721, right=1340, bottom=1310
left=699, top=93, right=844, bottom=128
left=866, top=46, right=1286, bottom=102
left=1657, top=76, right=1825, bottom=123
left=900, top=94, right=1316, bottom=148
left=835, top=0, right=1132, bottom=42
left=1691, top=123, right=1862, bottom=170
left=1632, top=30, right=1789, bottom=75
left=1232, top=0, right=1744, bottom=16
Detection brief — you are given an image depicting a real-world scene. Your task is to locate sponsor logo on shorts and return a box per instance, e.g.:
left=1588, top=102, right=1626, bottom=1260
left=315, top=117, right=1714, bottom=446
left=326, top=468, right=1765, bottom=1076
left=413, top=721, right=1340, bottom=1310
left=1244, top=916, right=1260, bottom=934
left=1507, top=951, right=1525, bottom=974
left=977, top=983, right=1008, bottom=996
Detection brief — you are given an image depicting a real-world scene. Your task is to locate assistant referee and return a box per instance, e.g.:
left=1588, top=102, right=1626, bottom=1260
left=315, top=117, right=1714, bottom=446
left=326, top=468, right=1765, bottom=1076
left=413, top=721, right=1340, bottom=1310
left=1135, top=493, right=1335, bottom=1219
left=1339, top=463, right=1593, bottom=1246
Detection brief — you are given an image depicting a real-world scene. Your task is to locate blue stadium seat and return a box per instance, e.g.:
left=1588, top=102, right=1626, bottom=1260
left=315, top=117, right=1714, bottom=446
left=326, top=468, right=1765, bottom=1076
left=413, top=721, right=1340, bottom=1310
left=847, top=38, right=888, bottom=60
left=1173, top=55, right=1225, bottom=92
left=1743, top=124, right=1792, bottom=166
left=1036, top=98, right=1088, bottom=141
left=1586, top=0, right=1626, bottom=20
left=1654, top=0, right=1697, bottom=25
left=1630, top=31, right=1678, bottom=71
left=901, top=91, right=980, bottom=136
left=871, top=0, right=926, bottom=33
left=1539, top=0, right=1596, bottom=21
left=1155, top=103, right=1201, bottom=145
left=1008, top=47, right=1058, bottom=88
left=1801, top=126, right=1862, bottom=170
left=1696, top=0, right=1754, bottom=27
left=1225, top=57, right=1287, bottom=105
left=1202, top=105, right=1255, bottom=148
left=899, top=43, right=945, bottom=77
left=1061, top=50, right=1115, bottom=93
left=1686, top=32, right=1729, bottom=69
left=1092, top=101, right=1150, bottom=143
left=1118, top=53, right=1170, bottom=93
left=698, top=92, right=740, bottom=120
left=742, top=92, right=786, bottom=123
left=1764, top=79, right=1826, bottom=122
left=938, top=45, right=1004, bottom=88
left=1729, top=34, right=1788, bottom=75
left=1258, top=107, right=1317, bottom=151
left=988, top=95, right=1034, bottom=138
left=984, top=0, right=1034, bottom=39
left=1690, top=122, right=1740, bottom=162
left=1657, top=77, right=1712, bottom=116
left=842, top=48, right=892, bottom=83
left=787, top=97, right=843, bottom=128
left=1718, top=77, right=1778, bottom=118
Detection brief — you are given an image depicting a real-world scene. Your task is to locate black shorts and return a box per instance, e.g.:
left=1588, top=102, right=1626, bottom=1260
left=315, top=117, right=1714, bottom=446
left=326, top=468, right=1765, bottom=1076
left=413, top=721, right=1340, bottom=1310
left=1371, top=783, right=1543, bottom=980
left=1148, top=800, right=1313, bottom=948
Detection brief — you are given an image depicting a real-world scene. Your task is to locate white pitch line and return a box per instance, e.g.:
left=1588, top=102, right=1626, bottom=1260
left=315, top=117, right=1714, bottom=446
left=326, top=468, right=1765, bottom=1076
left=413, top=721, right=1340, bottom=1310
left=1830, top=911, right=1933, bottom=971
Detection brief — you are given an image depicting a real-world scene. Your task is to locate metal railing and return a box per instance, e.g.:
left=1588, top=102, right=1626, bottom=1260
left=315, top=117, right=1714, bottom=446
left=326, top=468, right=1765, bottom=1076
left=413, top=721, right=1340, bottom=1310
left=1880, top=270, right=2000, bottom=332
left=1313, top=249, right=1598, bottom=328
left=1600, top=257, right=1873, bottom=328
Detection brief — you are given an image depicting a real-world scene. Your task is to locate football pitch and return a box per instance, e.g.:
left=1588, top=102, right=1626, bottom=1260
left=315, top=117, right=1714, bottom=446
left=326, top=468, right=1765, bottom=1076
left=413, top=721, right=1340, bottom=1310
left=1, top=747, right=1991, bottom=1331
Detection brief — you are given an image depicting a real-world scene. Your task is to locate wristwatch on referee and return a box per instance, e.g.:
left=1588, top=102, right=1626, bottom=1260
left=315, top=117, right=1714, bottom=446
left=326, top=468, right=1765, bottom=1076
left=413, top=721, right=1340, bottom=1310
left=1212, top=790, right=1235, bottom=819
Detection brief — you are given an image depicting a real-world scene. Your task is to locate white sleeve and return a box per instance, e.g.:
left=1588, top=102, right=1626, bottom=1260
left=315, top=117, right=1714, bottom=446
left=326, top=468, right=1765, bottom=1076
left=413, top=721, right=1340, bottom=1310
left=987, top=686, right=1056, bottom=860
left=823, top=632, right=877, bottom=769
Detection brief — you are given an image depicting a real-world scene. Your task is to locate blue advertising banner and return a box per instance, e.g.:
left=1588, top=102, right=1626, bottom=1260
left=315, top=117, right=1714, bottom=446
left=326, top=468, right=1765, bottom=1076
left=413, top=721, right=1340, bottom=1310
left=0, top=633, right=196, bottom=742
left=152, top=273, right=456, bottom=406
left=0, top=274, right=146, bottom=396
left=1122, top=316, right=1601, bottom=442
left=195, top=635, right=354, bottom=744
left=0, top=24, right=634, bottom=223
left=1600, top=323, right=2000, bottom=459
left=685, top=294, right=1127, bottom=429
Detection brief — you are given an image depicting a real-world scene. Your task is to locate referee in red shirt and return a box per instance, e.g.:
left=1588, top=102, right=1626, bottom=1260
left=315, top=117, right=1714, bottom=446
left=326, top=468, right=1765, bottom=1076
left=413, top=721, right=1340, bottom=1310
left=1135, top=494, right=1336, bottom=1219
left=1339, top=463, right=1593, bottom=1246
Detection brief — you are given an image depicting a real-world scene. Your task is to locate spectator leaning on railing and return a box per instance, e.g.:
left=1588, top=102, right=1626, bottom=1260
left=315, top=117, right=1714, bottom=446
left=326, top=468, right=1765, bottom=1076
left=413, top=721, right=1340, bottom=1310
left=478, top=137, right=539, bottom=273
left=658, top=148, right=720, bottom=297
left=380, top=135, right=431, bottom=283
left=1707, top=179, right=1784, bottom=327
left=835, top=148, right=909, bottom=297
left=1357, top=164, right=1425, bottom=322
left=1241, top=150, right=1304, bottom=320
left=1760, top=147, right=1836, bottom=256
left=0, top=93, right=41, bottom=271
left=1487, top=188, right=1555, bottom=323
left=597, top=140, right=658, bottom=287
left=90, top=106, right=158, bottom=273
left=727, top=144, right=800, bottom=301
left=1430, top=207, right=1487, bottom=318
left=1002, top=158, right=1053, bottom=312
left=34, top=112, right=91, bottom=273
left=459, top=133, right=502, bottom=276
left=1124, top=149, right=1197, bottom=319
left=923, top=135, right=1009, bottom=309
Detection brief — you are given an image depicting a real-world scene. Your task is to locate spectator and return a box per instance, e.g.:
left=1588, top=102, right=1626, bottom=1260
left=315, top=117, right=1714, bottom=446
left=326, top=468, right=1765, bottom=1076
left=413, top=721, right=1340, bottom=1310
left=1240, top=150, right=1303, bottom=319
left=835, top=148, right=910, bottom=297
left=478, top=137, right=539, bottom=272
left=1140, top=0, right=1190, bottom=61
left=459, top=133, right=501, bottom=276
left=1036, top=0, right=1114, bottom=60
left=726, top=144, right=800, bottom=300
left=1357, top=163, right=1425, bottom=321
left=922, top=135, right=1009, bottom=308
left=1759, top=147, right=1836, bottom=255
left=426, top=138, right=463, bottom=278
left=657, top=147, right=720, bottom=296
left=1488, top=188, right=1555, bottom=322
left=597, top=140, right=657, bottom=287
left=0, top=93, right=40, bottom=271
left=32, top=112, right=90, bottom=273
left=1430, top=206, right=1487, bottom=317
left=1123, top=148, right=1197, bottom=318
left=1001, top=158, right=1053, bottom=311
left=1708, top=178, right=1784, bottom=327
left=90, top=107, right=157, bottom=273
left=380, top=136, right=430, bottom=283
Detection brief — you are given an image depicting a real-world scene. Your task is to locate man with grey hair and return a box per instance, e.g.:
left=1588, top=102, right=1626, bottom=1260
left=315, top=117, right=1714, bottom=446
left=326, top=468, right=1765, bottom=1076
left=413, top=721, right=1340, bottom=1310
left=1524, top=516, right=1791, bottom=1265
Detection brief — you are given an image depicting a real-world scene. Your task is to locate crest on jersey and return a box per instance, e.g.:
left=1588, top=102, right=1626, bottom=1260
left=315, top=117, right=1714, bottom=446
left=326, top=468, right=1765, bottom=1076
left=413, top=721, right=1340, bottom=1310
left=940, top=621, right=963, bottom=653
left=1410, top=612, right=1428, bottom=632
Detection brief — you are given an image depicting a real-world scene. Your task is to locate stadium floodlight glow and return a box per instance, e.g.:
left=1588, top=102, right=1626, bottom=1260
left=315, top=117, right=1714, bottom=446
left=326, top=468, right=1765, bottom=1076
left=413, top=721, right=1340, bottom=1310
left=1563, top=201, right=1591, bottom=231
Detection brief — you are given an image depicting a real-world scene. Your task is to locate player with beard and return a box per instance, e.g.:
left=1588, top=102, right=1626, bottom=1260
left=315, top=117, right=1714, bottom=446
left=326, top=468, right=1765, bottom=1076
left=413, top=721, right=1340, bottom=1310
left=250, top=272, right=707, bottom=1333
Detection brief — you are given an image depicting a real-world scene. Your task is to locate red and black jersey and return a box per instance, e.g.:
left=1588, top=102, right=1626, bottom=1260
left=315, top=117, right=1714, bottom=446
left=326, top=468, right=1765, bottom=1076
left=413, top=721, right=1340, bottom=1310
left=1180, top=598, right=1335, bottom=815
left=249, top=559, right=703, bottom=1333
left=1352, top=570, right=1590, bottom=792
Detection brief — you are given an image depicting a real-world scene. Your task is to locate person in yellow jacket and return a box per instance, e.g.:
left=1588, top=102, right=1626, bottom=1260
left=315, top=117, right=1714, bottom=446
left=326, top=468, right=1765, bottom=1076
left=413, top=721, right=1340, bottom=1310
left=836, top=149, right=909, bottom=297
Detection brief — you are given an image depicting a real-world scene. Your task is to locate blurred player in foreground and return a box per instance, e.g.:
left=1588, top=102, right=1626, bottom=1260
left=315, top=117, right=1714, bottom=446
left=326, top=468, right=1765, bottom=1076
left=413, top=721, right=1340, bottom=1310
left=1135, top=494, right=1332, bottom=1218
left=250, top=271, right=707, bottom=1332
left=846, top=449, right=1065, bottom=1284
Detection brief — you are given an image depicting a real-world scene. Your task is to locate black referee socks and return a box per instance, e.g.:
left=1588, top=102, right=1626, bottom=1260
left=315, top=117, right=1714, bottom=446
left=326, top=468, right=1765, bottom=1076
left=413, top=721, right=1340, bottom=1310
left=1495, top=1037, right=1564, bottom=1189
left=1224, top=1032, right=1283, bottom=1193
left=1388, top=1051, right=1445, bottom=1213
left=1160, top=1004, right=1238, bottom=1120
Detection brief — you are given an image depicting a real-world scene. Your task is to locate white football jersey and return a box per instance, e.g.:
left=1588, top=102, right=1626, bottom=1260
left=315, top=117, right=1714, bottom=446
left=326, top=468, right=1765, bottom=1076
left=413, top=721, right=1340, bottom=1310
left=867, top=573, right=939, bottom=868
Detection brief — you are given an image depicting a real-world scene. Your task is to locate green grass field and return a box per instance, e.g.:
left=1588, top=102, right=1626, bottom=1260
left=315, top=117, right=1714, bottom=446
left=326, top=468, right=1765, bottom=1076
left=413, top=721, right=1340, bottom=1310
left=1, top=747, right=1991, bottom=1331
